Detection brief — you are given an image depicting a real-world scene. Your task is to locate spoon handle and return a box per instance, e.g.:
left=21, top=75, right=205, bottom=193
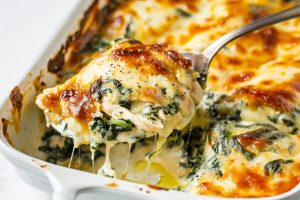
left=202, top=4, right=300, bottom=69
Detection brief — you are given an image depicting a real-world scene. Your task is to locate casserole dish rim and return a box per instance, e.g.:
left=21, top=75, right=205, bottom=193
left=1, top=0, right=300, bottom=199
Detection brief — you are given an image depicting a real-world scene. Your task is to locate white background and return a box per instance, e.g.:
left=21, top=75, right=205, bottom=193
left=0, top=0, right=82, bottom=199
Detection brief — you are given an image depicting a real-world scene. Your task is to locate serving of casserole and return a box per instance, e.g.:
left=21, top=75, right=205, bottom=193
left=2, top=0, right=300, bottom=199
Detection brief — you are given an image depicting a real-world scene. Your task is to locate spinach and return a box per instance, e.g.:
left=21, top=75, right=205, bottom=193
left=197, top=74, right=207, bottom=89
left=90, top=79, right=132, bottom=102
left=39, top=129, right=75, bottom=161
left=141, top=102, right=180, bottom=119
left=267, top=113, right=298, bottom=135
left=230, top=137, right=254, bottom=160
left=281, top=116, right=298, bottom=135
left=165, top=130, right=182, bottom=148
left=210, top=125, right=231, bottom=155
left=235, top=125, right=287, bottom=149
left=181, top=128, right=206, bottom=177
left=119, top=100, right=131, bottom=109
left=80, top=35, right=109, bottom=53
left=90, top=117, right=108, bottom=132
left=130, top=142, right=136, bottom=153
left=63, top=123, right=68, bottom=131
left=224, top=123, right=297, bottom=160
left=176, top=8, right=191, bottom=18
left=203, top=156, right=223, bottom=176
left=206, top=91, right=215, bottom=100
left=282, top=0, right=300, bottom=2
left=111, top=79, right=132, bottom=95
left=109, top=119, right=135, bottom=132
left=209, top=122, right=255, bottom=160
left=39, top=128, right=103, bottom=164
left=282, top=118, right=295, bottom=127
left=113, top=38, right=142, bottom=44
left=210, top=103, right=241, bottom=121
left=161, top=88, right=167, bottom=95
left=204, top=93, right=241, bottom=121
left=268, top=115, right=279, bottom=123
left=89, top=79, right=112, bottom=101
left=41, top=129, right=60, bottom=141
left=163, top=102, right=180, bottom=115
left=141, top=105, right=160, bottom=118
left=124, top=20, right=134, bottom=38
left=91, top=117, right=115, bottom=140
left=264, top=159, right=293, bottom=176
left=232, top=123, right=298, bottom=157
left=91, top=117, right=135, bottom=140
left=290, top=128, right=298, bottom=135
left=179, top=162, right=195, bottom=168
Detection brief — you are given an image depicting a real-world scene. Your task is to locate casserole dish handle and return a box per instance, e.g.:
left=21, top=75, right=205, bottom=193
left=46, top=166, right=87, bottom=200
left=44, top=165, right=156, bottom=200
left=45, top=166, right=111, bottom=200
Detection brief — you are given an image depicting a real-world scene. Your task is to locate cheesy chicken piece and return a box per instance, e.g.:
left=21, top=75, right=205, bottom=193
left=36, top=39, right=203, bottom=176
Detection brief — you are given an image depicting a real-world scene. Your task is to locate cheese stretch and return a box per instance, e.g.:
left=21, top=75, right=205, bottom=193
left=36, top=40, right=203, bottom=177
left=36, top=0, right=300, bottom=198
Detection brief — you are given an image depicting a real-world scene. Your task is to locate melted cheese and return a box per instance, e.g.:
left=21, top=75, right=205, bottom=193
left=36, top=40, right=202, bottom=177
left=38, top=0, right=300, bottom=198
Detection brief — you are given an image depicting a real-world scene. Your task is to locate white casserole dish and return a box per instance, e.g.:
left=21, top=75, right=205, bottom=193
left=1, top=1, right=300, bottom=200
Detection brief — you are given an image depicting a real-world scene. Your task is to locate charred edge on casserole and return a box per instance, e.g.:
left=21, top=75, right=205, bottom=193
left=73, top=0, right=103, bottom=51
left=47, top=0, right=119, bottom=75
left=47, top=45, right=65, bottom=75
left=33, top=72, right=46, bottom=92
left=9, top=87, right=23, bottom=112
left=1, top=118, right=12, bottom=145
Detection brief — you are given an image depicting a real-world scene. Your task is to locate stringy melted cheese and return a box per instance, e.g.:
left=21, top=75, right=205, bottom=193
left=99, top=0, right=300, bottom=197
left=37, top=0, right=300, bottom=197
left=36, top=40, right=202, bottom=177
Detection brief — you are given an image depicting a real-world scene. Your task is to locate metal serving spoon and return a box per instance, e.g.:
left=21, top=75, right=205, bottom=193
left=182, top=5, right=300, bottom=88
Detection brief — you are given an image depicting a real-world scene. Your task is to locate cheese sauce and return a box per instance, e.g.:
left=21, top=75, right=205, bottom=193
left=37, top=0, right=300, bottom=198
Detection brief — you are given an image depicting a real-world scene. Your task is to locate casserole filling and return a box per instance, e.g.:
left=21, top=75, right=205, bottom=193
left=34, top=0, right=300, bottom=197
left=36, top=39, right=203, bottom=179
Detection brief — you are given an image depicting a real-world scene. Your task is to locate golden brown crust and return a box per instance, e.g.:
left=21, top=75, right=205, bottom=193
left=197, top=164, right=300, bottom=198
left=41, top=40, right=194, bottom=123
left=225, top=71, right=255, bottom=90
left=41, top=80, right=96, bottom=122
left=110, top=42, right=191, bottom=77
left=41, top=93, right=61, bottom=114
left=37, top=0, right=300, bottom=198
left=47, top=45, right=65, bottom=75
left=233, top=86, right=295, bottom=112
